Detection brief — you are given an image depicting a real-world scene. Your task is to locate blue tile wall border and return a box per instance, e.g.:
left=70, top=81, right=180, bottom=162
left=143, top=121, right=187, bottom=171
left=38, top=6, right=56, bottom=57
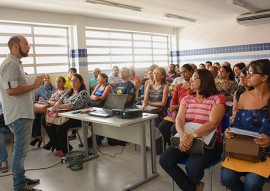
left=179, top=54, right=270, bottom=63
left=79, top=61, right=88, bottom=67
left=170, top=42, right=270, bottom=64
left=171, top=43, right=270, bottom=57
left=70, top=49, right=88, bottom=58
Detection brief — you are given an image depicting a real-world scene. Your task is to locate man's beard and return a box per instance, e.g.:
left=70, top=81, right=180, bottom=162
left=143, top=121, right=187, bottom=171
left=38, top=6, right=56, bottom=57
left=18, top=45, right=28, bottom=57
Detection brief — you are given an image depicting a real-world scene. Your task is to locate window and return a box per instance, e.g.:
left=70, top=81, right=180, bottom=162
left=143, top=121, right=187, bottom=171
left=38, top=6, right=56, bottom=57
left=85, top=28, right=169, bottom=71
left=0, top=23, right=70, bottom=74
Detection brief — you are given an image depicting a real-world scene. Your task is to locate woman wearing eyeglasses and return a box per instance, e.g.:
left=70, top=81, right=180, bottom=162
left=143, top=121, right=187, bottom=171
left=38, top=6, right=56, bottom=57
left=221, top=59, right=270, bottom=191
left=160, top=69, right=226, bottom=191
left=230, top=67, right=253, bottom=121
left=42, top=74, right=90, bottom=157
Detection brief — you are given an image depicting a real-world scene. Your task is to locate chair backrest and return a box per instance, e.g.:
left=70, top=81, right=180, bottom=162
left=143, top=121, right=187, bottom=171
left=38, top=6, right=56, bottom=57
left=221, top=114, right=230, bottom=133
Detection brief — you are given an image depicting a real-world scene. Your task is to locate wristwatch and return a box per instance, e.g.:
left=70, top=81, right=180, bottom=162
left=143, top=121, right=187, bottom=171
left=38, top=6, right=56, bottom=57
left=189, top=132, right=198, bottom=138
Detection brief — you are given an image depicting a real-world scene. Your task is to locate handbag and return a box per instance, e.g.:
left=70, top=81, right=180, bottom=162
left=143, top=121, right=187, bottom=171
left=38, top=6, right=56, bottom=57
left=225, top=135, right=264, bottom=163
left=45, top=111, right=69, bottom=126
left=34, top=103, right=50, bottom=114
left=170, top=135, right=215, bottom=155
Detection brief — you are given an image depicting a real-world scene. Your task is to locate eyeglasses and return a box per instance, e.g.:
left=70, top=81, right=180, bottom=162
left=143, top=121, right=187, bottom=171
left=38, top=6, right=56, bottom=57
left=70, top=79, right=80, bottom=83
left=246, top=71, right=263, bottom=77
left=190, top=77, right=200, bottom=82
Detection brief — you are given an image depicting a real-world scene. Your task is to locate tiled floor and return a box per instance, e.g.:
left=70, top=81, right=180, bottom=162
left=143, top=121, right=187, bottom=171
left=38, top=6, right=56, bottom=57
left=0, top=136, right=269, bottom=191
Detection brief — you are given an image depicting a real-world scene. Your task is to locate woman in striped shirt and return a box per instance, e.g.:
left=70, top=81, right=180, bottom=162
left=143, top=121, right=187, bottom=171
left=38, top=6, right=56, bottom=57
left=160, top=69, right=226, bottom=191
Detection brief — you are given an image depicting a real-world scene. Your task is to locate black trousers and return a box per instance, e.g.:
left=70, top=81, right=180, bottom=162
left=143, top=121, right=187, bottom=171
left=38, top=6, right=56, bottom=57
left=32, top=113, right=43, bottom=137
left=42, top=116, right=81, bottom=153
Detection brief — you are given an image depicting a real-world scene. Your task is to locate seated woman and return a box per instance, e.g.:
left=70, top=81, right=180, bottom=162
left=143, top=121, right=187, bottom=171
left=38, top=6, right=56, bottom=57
left=35, top=74, right=55, bottom=101
left=31, top=75, right=59, bottom=147
left=129, top=69, right=140, bottom=102
left=142, top=67, right=169, bottom=127
left=159, top=69, right=226, bottom=191
left=216, top=65, right=238, bottom=116
left=42, top=74, right=90, bottom=157
left=90, top=73, right=112, bottom=107
left=230, top=67, right=253, bottom=121
left=221, top=59, right=270, bottom=191
left=158, top=64, right=193, bottom=147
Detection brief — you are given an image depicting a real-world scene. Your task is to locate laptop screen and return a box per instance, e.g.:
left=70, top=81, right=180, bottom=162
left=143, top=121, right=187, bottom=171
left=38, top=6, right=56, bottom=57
left=103, top=94, right=128, bottom=110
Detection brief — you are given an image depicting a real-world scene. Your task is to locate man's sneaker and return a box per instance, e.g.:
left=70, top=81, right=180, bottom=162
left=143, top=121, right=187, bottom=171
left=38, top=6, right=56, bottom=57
left=18, top=185, right=42, bottom=191
left=0, top=161, right=8, bottom=173
left=25, top=178, right=40, bottom=185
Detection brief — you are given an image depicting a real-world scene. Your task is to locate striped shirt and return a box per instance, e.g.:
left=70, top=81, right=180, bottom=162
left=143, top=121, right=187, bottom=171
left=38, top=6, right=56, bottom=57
left=0, top=54, right=35, bottom=125
left=181, top=94, right=226, bottom=142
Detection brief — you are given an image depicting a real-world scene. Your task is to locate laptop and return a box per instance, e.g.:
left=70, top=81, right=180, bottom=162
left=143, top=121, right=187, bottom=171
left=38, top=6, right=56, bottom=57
left=88, top=94, right=128, bottom=117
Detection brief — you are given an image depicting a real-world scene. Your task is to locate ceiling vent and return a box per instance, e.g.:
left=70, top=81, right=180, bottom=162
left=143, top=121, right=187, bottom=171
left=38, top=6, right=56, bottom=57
left=237, top=10, right=270, bottom=25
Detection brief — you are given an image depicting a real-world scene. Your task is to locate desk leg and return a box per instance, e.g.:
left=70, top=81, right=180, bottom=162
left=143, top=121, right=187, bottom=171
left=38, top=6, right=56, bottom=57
left=82, top=121, right=98, bottom=161
left=150, top=119, right=157, bottom=174
left=124, top=120, right=159, bottom=191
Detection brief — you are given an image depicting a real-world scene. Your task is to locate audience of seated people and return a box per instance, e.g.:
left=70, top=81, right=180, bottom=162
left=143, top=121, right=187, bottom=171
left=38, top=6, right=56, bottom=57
left=31, top=74, right=56, bottom=147
left=158, top=64, right=193, bottom=147
left=3, top=59, right=270, bottom=190
left=166, top=64, right=180, bottom=85
left=175, top=64, right=180, bottom=75
left=89, top=68, right=101, bottom=94
left=90, top=73, right=112, bottom=108
left=160, top=69, right=226, bottom=191
left=142, top=67, right=169, bottom=127
left=108, top=65, right=122, bottom=89
left=216, top=65, right=238, bottom=116
left=233, top=62, right=246, bottom=83
left=42, top=74, right=90, bottom=157
left=221, top=59, right=270, bottom=191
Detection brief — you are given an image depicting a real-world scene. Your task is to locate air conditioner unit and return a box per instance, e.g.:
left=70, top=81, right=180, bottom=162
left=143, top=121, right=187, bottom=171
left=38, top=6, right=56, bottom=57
left=237, top=10, right=270, bottom=26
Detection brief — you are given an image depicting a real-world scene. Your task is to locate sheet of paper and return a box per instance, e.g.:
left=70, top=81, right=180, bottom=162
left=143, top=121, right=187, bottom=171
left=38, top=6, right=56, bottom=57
left=173, top=122, right=216, bottom=145
left=136, top=105, right=158, bottom=111
left=229, top=127, right=262, bottom=138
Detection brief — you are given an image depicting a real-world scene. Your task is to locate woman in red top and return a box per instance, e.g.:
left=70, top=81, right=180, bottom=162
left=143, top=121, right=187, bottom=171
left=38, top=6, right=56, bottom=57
left=158, top=64, right=194, bottom=147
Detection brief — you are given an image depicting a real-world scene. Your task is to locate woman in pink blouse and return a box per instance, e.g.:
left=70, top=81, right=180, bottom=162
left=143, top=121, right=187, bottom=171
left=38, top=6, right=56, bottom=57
left=160, top=69, right=226, bottom=191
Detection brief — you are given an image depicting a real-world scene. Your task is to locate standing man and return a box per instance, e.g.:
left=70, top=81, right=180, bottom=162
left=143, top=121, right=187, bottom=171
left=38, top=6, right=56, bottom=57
left=0, top=35, right=45, bottom=191
left=89, top=68, right=101, bottom=94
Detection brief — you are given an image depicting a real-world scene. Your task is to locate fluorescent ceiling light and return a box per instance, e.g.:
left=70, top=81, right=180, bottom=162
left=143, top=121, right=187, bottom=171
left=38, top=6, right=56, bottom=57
left=86, top=0, right=142, bottom=12
left=228, top=0, right=257, bottom=13
left=165, top=13, right=196, bottom=23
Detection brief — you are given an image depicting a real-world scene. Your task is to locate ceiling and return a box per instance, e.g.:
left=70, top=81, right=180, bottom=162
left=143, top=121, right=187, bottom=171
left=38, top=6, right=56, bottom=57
left=0, top=0, right=269, bottom=27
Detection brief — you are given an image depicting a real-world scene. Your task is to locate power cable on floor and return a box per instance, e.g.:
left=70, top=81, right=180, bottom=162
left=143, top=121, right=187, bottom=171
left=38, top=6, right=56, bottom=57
left=97, top=144, right=127, bottom=158
left=0, top=161, right=61, bottom=177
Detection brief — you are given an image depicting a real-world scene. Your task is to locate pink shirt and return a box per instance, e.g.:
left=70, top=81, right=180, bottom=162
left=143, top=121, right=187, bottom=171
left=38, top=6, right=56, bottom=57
left=181, top=94, right=226, bottom=142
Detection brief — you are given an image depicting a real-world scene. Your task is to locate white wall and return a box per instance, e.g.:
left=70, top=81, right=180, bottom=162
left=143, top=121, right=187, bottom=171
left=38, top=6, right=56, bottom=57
left=177, top=19, right=270, bottom=66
